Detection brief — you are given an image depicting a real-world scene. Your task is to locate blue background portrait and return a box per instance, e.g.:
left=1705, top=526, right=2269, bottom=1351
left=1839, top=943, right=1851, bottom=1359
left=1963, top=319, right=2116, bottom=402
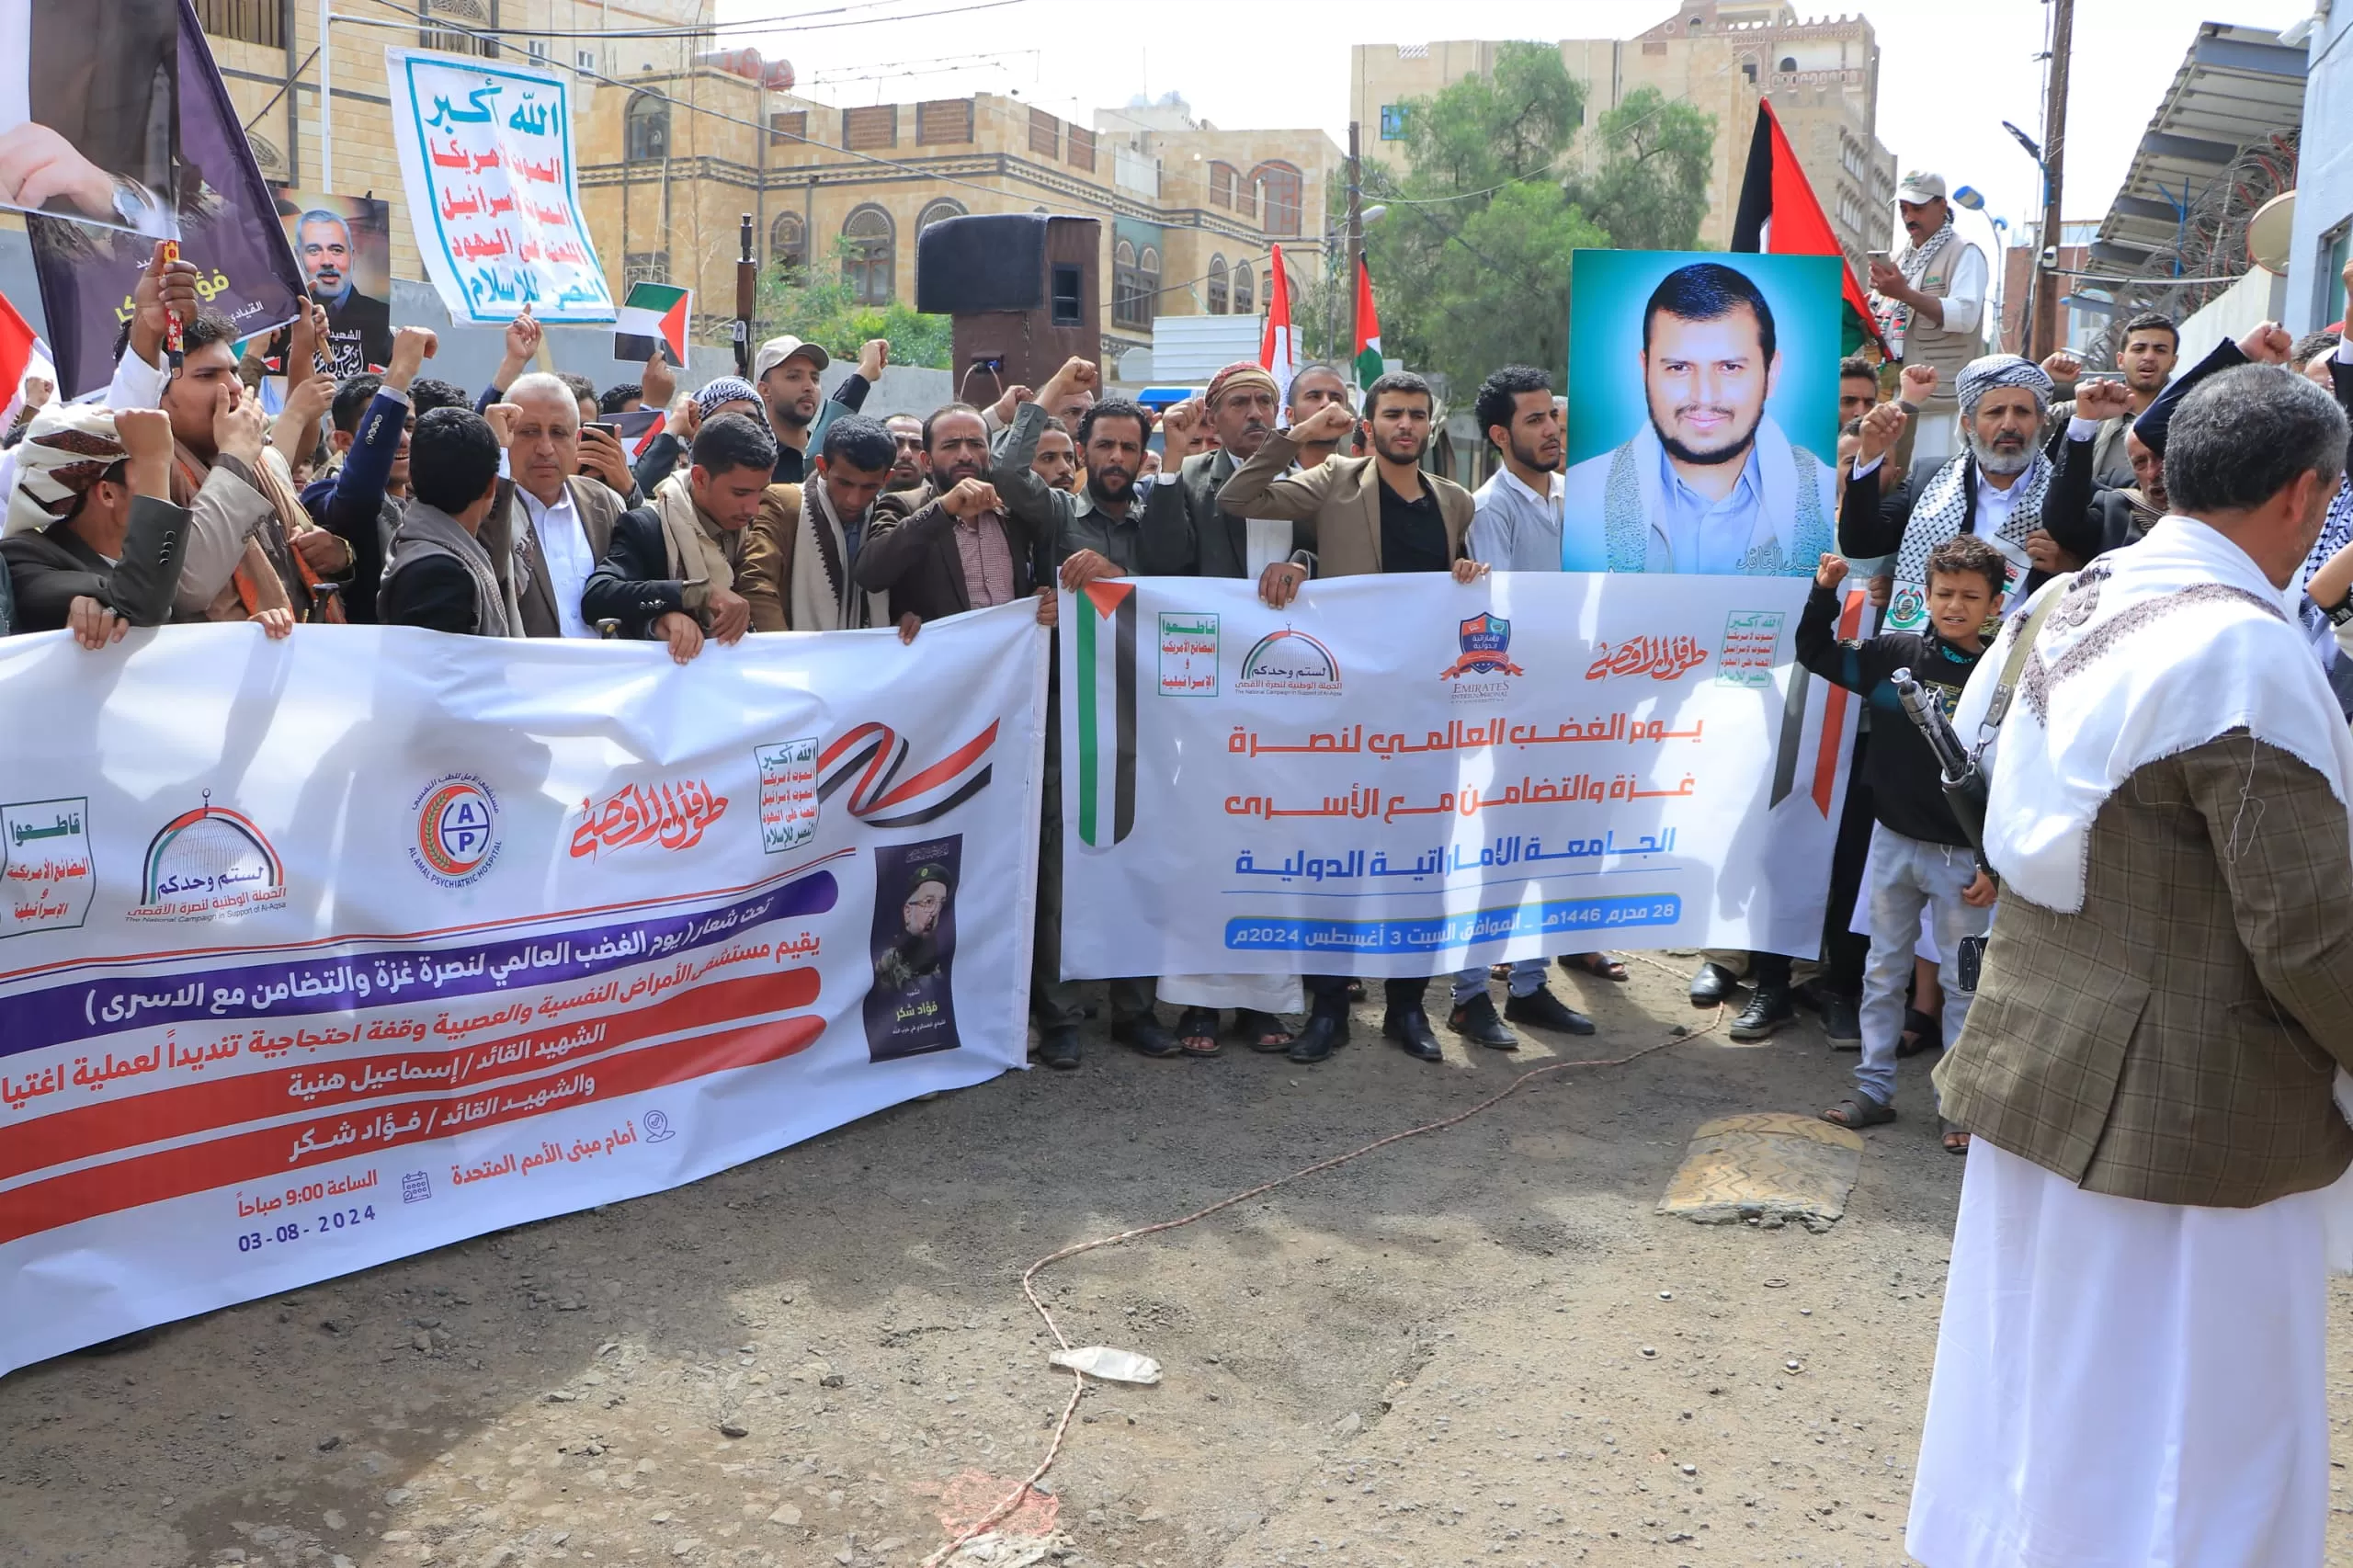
left=1565, top=248, right=1843, bottom=469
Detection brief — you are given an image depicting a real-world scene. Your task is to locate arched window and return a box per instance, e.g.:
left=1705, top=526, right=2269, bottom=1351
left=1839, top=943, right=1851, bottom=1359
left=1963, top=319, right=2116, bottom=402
left=1112, top=239, right=1142, bottom=329
left=1250, top=161, right=1302, bottom=236
left=770, top=211, right=805, bottom=278
left=1138, top=247, right=1161, bottom=325
left=1779, top=54, right=1798, bottom=72
left=842, top=205, right=895, bottom=305
left=915, top=198, right=966, bottom=236
left=625, top=92, right=669, bottom=162
left=1233, top=261, right=1254, bottom=314
left=1206, top=254, right=1229, bottom=314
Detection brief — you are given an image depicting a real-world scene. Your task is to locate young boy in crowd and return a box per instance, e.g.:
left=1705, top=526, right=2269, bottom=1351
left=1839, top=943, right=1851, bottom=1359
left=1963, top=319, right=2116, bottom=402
left=1797, top=535, right=2005, bottom=1153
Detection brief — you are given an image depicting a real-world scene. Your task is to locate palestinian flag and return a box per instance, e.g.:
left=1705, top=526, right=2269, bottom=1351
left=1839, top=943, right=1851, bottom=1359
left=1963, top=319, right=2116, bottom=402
left=615, top=281, right=691, bottom=367
left=1352, top=256, right=1382, bottom=392
left=1257, top=244, right=1299, bottom=403
left=613, top=406, right=668, bottom=459
left=1731, top=99, right=1884, bottom=357
left=1073, top=581, right=1137, bottom=849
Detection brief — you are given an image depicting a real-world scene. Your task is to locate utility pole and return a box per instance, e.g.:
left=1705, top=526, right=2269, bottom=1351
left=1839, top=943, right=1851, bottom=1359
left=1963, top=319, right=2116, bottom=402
left=2030, top=0, right=2074, bottom=360
left=1345, top=120, right=1362, bottom=365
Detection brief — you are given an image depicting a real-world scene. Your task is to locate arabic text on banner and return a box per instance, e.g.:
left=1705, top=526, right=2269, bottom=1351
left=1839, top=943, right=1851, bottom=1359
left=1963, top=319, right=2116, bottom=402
left=1057, top=573, right=1855, bottom=979
left=385, top=48, right=616, bottom=324
left=0, top=608, right=1045, bottom=1374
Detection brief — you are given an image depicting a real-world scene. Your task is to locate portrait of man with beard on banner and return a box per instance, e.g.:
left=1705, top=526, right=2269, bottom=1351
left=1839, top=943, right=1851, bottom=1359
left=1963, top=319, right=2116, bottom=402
left=1563, top=251, right=1842, bottom=576
left=273, top=191, right=394, bottom=376
left=864, top=840, right=963, bottom=1062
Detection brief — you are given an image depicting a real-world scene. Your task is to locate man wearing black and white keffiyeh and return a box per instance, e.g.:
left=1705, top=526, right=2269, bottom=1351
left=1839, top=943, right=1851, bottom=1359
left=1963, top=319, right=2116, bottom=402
left=1833, top=354, right=2103, bottom=630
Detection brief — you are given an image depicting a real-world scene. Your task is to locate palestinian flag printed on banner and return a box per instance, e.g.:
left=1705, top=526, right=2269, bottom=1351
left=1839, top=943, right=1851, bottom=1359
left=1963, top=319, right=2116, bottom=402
left=1730, top=99, right=1884, bottom=358
left=615, top=282, right=691, bottom=367
left=1074, top=581, right=1138, bottom=848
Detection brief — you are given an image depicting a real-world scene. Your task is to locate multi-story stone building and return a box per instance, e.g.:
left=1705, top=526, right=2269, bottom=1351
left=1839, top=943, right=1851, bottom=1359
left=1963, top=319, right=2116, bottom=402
left=572, top=78, right=1342, bottom=362
left=1350, top=1, right=1898, bottom=274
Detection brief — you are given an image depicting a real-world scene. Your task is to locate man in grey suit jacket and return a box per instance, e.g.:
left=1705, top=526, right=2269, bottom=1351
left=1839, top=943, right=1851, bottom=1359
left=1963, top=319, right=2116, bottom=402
left=1908, top=360, right=2353, bottom=1566
left=504, top=374, right=625, bottom=638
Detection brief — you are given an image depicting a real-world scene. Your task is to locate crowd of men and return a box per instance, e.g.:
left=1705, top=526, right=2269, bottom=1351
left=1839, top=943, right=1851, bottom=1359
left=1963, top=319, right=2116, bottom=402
left=6, top=163, right=2353, bottom=1564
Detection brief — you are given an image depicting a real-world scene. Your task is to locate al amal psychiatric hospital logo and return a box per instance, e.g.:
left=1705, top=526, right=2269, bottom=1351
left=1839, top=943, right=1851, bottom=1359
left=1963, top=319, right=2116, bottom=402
left=411, top=773, right=503, bottom=888
left=130, top=791, right=288, bottom=924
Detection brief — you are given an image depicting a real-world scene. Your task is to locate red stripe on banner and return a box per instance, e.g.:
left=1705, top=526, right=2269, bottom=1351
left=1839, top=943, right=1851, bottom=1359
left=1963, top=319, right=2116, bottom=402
left=0, top=968, right=821, bottom=1184
left=870, top=721, right=998, bottom=811
left=1810, top=590, right=1870, bottom=815
left=0, top=1009, right=827, bottom=1247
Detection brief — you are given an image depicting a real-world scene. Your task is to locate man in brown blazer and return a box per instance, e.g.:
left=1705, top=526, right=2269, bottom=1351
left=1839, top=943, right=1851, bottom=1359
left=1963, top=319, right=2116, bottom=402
left=1217, top=369, right=1488, bottom=1066
left=1907, top=358, right=2353, bottom=1567
left=503, top=374, right=626, bottom=639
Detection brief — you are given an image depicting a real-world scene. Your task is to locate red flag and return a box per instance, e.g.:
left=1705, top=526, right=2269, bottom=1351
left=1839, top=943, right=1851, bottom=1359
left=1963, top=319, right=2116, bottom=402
left=1731, top=99, right=1883, bottom=356
left=0, top=289, right=40, bottom=427
left=1257, top=244, right=1299, bottom=399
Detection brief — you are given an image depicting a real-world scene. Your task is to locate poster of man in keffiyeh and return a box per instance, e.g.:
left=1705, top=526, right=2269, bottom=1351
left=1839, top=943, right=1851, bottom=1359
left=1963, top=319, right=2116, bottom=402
left=384, top=48, right=616, bottom=326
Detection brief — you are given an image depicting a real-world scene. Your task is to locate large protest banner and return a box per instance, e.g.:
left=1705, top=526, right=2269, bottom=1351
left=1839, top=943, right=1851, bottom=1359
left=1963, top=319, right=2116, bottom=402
left=0, top=609, right=1044, bottom=1374
left=385, top=47, right=615, bottom=325
left=1057, top=573, right=1853, bottom=979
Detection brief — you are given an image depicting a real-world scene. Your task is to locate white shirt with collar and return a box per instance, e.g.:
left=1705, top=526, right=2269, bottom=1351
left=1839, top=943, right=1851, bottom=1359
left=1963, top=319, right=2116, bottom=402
left=518, top=482, right=596, bottom=639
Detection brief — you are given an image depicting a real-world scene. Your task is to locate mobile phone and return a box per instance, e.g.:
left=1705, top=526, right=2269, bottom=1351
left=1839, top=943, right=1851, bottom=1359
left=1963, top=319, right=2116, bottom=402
left=585, top=420, right=619, bottom=437
left=1868, top=249, right=1892, bottom=265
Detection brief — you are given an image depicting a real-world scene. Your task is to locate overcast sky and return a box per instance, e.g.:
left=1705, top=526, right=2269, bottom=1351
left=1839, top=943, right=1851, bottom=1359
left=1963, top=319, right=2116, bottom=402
left=717, top=0, right=2316, bottom=255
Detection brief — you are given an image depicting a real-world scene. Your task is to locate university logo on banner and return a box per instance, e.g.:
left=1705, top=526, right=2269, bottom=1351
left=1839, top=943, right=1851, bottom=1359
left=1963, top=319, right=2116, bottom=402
left=1074, top=582, right=1138, bottom=847
left=1440, top=612, right=1524, bottom=679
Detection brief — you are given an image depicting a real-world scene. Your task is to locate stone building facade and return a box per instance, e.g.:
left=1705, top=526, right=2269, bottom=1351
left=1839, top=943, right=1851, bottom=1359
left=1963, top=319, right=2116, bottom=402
left=1350, top=2, right=1898, bottom=274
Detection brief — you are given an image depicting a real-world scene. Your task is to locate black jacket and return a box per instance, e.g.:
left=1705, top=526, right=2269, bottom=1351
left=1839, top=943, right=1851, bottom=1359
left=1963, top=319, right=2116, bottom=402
left=581, top=507, right=689, bottom=639
left=0, top=496, right=190, bottom=631
left=855, top=482, right=1040, bottom=624
left=379, top=556, right=484, bottom=634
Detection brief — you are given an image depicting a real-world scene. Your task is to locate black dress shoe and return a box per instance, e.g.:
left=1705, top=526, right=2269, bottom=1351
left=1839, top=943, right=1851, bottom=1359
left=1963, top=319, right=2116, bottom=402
left=1730, top=983, right=1796, bottom=1041
left=1112, top=1015, right=1183, bottom=1058
left=1447, top=992, right=1518, bottom=1050
left=1506, top=985, right=1597, bottom=1036
left=1035, top=1027, right=1082, bottom=1070
left=1688, top=960, right=1741, bottom=1008
left=1288, top=1011, right=1348, bottom=1063
left=1817, top=991, right=1862, bottom=1050
left=1383, top=1006, right=1443, bottom=1061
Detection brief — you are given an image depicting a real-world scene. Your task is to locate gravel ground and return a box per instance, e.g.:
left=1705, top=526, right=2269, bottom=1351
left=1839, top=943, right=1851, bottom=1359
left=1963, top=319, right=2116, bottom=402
left=6, top=955, right=2352, bottom=1568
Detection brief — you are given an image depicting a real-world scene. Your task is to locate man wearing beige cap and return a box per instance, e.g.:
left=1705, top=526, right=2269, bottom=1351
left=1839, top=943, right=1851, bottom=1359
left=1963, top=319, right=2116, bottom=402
left=1869, top=172, right=1987, bottom=465
left=752, top=334, right=889, bottom=484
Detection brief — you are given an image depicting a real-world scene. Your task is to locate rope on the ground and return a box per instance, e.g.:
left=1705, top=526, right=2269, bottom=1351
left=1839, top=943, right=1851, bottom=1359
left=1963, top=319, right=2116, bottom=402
left=921, top=960, right=1722, bottom=1567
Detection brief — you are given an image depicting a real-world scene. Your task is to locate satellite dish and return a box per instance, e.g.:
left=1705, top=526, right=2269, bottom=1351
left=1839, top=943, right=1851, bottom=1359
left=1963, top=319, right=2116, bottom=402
left=2249, top=190, right=2297, bottom=274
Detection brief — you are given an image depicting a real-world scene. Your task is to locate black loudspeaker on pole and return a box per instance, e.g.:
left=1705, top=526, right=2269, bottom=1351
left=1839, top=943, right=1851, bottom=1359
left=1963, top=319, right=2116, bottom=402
left=734, top=213, right=756, bottom=379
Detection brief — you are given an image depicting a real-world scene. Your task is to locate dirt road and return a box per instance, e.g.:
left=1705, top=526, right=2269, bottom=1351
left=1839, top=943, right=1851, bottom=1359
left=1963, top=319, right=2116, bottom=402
left=6, top=958, right=2350, bottom=1567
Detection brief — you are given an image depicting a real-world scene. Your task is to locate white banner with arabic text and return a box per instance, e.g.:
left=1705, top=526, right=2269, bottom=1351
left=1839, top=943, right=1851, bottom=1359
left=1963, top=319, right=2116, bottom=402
left=0, top=608, right=1044, bottom=1374
left=1058, top=573, right=1854, bottom=978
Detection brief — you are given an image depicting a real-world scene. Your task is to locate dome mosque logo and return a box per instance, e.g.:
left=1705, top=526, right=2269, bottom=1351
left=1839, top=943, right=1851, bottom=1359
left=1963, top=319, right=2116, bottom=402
left=130, top=791, right=288, bottom=924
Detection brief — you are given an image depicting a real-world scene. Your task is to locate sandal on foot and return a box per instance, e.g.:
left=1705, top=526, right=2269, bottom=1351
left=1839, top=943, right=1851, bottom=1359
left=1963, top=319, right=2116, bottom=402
left=1821, top=1095, right=1895, bottom=1130
left=1940, top=1119, right=1972, bottom=1154
left=1233, top=1008, right=1294, bottom=1052
left=1561, top=951, right=1630, bottom=982
left=1895, top=1007, right=1942, bottom=1057
left=1174, top=1006, right=1222, bottom=1057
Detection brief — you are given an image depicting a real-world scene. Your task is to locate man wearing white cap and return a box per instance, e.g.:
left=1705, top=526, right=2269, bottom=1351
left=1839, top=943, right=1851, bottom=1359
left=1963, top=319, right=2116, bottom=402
left=754, top=335, right=890, bottom=485
left=1870, top=173, right=1988, bottom=466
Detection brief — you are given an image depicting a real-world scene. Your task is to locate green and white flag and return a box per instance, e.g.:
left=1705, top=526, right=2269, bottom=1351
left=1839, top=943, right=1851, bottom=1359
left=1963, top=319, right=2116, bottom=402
left=614, top=281, right=691, bottom=367
left=1073, top=581, right=1138, bottom=848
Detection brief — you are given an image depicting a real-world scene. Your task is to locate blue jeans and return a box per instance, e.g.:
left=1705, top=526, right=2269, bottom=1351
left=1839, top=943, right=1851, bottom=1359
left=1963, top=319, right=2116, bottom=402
left=1856, top=824, right=1991, bottom=1109
left=1452, top=959, right=1548, bottom=1006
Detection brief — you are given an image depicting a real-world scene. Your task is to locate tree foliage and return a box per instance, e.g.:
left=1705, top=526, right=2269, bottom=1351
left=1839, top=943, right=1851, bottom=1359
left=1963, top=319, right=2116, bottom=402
left=1359, top=45, right=1715, bottom=398
left=755, top=240, right=954, bottom=369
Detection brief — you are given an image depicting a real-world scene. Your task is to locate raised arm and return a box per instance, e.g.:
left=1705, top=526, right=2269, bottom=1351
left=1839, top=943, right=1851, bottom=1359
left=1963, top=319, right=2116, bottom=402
left=1218, top=402, right=1359, bottom=530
